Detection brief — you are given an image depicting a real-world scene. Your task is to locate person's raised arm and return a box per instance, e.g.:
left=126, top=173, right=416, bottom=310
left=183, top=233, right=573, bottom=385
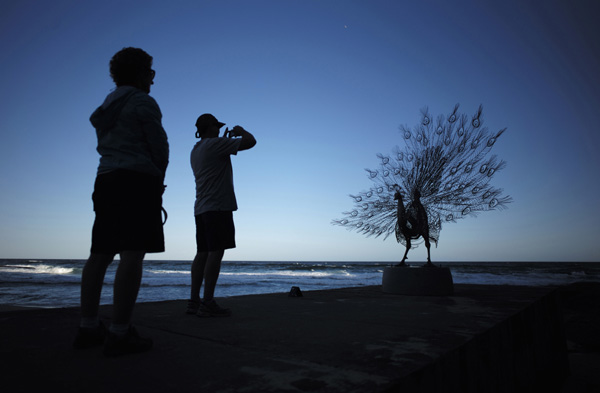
left=230, top=126, right=256, bottom=151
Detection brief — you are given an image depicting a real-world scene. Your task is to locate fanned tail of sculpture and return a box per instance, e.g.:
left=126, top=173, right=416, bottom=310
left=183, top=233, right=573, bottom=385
left=333, top=104, right=512, bottom=265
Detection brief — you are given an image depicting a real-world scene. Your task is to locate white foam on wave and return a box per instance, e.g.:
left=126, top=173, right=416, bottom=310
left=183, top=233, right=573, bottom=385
left=144, top=270, right=342, bottom=278
left=570, top=271, right=587, bottom=277
left=0, top=264, right=74, bottom=275
left=221, top=270, right=337, bottom=278
left=146, top=269, right=189, bottom=275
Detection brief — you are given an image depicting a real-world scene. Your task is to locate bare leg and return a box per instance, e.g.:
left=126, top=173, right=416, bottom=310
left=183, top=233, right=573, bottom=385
left=112, top=251, right=145, bottom=325
left=80, top=253, right=115, bottom=319
left=190, top=252, right=208, bottom=302
left=203, top=250, right=225, bottom=300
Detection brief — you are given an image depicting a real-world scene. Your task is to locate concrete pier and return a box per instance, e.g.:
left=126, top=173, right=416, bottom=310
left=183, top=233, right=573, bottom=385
left=0, top=283, right=593, bottom=392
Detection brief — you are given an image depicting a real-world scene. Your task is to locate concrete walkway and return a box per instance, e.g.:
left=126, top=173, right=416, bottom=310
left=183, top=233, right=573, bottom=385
left=1, top=283, right=597, bottom=392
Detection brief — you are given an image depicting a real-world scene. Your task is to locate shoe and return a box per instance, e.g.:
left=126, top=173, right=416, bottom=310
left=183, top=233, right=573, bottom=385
left=73, top=321, right=107, bottom=349
left=197, top=299, right=232, bottom=318
left=103, top=325, right=153, bottom=357
left=185, top=299, right=200, bottom=314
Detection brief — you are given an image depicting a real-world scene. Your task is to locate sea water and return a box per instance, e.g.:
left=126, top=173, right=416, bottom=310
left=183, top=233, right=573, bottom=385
left=1, top=259, right=599, bottom=308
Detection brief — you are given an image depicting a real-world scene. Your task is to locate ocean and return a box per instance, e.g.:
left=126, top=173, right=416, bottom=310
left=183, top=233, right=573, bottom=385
left=1, top=259, right=599, bottom=309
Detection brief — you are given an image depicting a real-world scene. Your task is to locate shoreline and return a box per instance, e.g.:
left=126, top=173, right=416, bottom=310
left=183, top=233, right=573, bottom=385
left=0, top=282, right=566, bottom=312
left=2, top=260, right=599, bottom=310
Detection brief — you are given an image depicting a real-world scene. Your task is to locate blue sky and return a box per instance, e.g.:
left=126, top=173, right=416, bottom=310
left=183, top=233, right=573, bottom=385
left=1, top=0, right=599, bottom=262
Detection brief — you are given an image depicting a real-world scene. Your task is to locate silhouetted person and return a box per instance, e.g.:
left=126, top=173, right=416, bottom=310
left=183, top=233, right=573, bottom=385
left=73, top=47, right=169, bottom=356
left=187, top=114, right=256, bottom=317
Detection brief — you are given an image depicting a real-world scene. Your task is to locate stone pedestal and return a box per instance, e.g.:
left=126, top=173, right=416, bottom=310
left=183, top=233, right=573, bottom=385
left=382, top=266, right=454, bottom=296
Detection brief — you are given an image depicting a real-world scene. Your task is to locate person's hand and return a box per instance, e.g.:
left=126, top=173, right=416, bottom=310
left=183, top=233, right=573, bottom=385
left=231, top=126, right=245, bottom=137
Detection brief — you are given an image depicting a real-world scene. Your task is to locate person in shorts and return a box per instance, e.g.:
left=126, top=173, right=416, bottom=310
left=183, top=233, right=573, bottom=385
left=73, top=47, right=169, bottom=356
left=187, top=113, right=256, bottom=317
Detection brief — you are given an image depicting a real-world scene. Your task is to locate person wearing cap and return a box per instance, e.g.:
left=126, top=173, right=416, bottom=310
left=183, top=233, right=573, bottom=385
left=187, top=113, right=256, bottom=317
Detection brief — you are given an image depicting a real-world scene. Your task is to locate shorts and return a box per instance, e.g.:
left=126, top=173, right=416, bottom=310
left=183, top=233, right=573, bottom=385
left=195, top=211, right=236, bottom=252
left=91, top=169, right=165, bottom=254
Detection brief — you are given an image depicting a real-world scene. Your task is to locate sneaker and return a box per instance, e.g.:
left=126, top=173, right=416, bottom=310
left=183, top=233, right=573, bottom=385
left=197, top=299, right=231, bottom=318
left=73, top=321, right=107, bottom=349
left=103, top=326, right=153, bottom=357
left=185, top=299, right=200, bottom=314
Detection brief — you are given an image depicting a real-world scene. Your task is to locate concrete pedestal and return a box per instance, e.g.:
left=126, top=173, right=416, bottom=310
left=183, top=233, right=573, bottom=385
left=382, top=266, right=454, bottom=295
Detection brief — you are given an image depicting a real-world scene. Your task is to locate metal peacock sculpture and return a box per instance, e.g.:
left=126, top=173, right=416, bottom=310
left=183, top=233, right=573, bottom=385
left=333, top=105, right=512, bottom=266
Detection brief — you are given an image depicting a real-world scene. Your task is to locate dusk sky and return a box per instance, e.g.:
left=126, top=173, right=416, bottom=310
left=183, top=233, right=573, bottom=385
left=1, top=0, right=599, bottom=262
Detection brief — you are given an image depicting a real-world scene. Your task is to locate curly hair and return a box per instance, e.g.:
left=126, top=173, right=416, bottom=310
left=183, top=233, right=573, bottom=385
left=109, top=47, right=153, bottom=86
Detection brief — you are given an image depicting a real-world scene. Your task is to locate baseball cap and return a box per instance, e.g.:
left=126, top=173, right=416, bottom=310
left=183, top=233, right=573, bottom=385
left=196, top=113, right=225, bottom=130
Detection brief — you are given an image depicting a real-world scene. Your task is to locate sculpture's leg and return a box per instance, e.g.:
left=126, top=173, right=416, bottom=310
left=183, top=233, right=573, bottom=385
left=395, top=239, right=411, bottom=267
left=424, top=237, right=434, bottom=267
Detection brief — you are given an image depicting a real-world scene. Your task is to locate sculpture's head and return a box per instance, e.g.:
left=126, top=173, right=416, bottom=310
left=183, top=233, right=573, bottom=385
left=393, top=184, right=403, bottom=201
left=413, top=189, right=421, bottom=200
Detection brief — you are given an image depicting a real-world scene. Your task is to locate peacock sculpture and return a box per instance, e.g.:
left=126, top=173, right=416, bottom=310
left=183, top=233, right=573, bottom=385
left=333, top=105, right=512, bottom=266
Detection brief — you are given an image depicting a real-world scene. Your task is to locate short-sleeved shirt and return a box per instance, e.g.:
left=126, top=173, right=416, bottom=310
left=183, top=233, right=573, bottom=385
left=191, top=137, right=242, bottom=216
